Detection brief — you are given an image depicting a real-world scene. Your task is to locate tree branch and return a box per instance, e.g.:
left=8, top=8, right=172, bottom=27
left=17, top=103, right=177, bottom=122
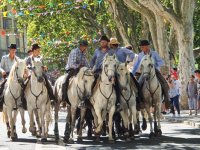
left=138, top=0, right=181, bottom=27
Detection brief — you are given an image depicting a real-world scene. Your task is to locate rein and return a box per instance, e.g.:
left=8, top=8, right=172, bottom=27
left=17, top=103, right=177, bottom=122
left=9, top=86, right=21, bottom=109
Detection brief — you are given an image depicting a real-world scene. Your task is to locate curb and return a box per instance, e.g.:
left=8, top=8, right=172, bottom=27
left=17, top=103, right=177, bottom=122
left=164, top=116, right=200, bottom=128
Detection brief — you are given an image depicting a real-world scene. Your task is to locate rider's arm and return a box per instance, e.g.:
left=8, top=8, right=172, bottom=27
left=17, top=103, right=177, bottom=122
left=154, top=51, right=164, bottom=69
left=68, top=50, right=80, bottom=69
left=131, top=54, right=142, bottom=75
left=90, top=50, right=97, bottom=68
left=0, top=56, right=6, bottom=75
left=123, top=48, right=135, bottom=62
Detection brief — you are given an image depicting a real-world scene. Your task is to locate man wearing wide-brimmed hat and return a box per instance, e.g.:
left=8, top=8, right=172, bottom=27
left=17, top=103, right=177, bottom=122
left=62, top=40, right=89, bottom=107
left=0, top=44, right=19, bottom=103
left=132, top=40, right=170, bottom=106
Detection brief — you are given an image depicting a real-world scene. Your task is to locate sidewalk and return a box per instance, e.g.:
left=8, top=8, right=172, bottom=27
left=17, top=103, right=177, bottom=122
left=163, top=110, right=200, bottom=128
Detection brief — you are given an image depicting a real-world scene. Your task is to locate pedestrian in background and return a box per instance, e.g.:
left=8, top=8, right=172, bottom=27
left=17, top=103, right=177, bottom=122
left=186, top=75, right=198, bottom=116
left=168, top=77, right=180, bottom=117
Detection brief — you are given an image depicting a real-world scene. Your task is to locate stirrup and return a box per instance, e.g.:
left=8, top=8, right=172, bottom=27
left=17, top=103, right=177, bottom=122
left=78, top=101, right=85, bottom=108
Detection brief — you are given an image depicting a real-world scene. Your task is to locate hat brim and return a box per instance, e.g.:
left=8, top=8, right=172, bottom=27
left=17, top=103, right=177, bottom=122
left=110, top=42, right=120, bottom=45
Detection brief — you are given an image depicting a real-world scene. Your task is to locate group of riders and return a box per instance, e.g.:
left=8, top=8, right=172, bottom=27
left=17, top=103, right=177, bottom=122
left=0, top=35, right=170, bottom=112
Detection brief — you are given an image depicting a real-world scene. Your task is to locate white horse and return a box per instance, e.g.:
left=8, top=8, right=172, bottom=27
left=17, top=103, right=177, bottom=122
left=90, top=54, right=118, bottom=143
left=53, top=67, right=95, bottom=143
left=116, top=63, right=137, bottom=140
left=3, top=59, right=27, bottom=141
left=25, top=58, right=50, bottom=142
left=139, top=55, right=162, bottom=138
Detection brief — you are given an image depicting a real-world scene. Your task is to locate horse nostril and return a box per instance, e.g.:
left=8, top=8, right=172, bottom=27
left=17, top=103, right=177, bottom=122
left=18, top=78, right=23, bottom=83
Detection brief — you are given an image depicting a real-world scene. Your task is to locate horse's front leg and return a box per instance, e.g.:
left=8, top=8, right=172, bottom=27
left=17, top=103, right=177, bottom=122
left=155, top=102, right=162, bottom=136
left=146, top=107, right=154, bottom=138
left=40, top=107, right=47, bottom=142
left=108, top=105, right=115, bottom=143
left=45, top=102, right=51, bottom=137
left=28, top=109, right=35, bottom=135
left=94, top=108, right=103, bottom=134
left=34, top=109, right=41, bottom=136
left=120, top=110, right=129, bottom=140
left=64, top=105, right=71, bottom=143
left=19, top=108, right=27, bottom=134
left=77, top=107, right=86, bottom=142
left=68, top=106, right=77, bottom=144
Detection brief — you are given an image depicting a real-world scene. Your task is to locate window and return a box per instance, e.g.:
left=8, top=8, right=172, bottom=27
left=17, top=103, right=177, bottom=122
left=3, top=18, right=12, bottom=30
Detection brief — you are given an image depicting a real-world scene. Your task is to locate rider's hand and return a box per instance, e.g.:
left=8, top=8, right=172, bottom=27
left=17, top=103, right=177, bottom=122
left=2, top=71, right=6, bottom=78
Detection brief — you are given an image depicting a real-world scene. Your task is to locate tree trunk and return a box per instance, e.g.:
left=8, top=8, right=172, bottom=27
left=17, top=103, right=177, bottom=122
left=177, top=24, right=195, bottom=109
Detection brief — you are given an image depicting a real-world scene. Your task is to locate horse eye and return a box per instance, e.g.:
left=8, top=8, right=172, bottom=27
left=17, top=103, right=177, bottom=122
left=16, top=67, right=18, bottom=69
left=85, top=80, right=87, bottom=83
left=149, top=64, right=153, bottom=67
left=105, top=64, right=108, bottom=67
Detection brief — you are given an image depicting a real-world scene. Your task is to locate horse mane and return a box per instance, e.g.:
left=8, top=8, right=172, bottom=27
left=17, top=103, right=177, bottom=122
left=7, top=61, right=18, bottom=85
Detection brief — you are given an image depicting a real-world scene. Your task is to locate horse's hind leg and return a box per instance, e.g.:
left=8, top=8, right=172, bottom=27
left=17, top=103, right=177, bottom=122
left=3, top=108, right=11, bottom=138
left=54, top=101, right=60, bottom=141
left=19, top=108, right=27, bottom=133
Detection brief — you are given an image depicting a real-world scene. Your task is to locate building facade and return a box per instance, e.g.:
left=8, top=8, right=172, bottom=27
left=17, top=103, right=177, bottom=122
left=0, top=5, right=27, bottom=59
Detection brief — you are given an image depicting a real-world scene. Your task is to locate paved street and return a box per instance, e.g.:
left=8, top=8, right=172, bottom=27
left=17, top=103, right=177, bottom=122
left=0, top=110, right=200, bottom=150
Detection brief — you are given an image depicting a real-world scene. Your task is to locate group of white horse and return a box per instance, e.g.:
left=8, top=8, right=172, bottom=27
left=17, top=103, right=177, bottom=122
left=1, top=54, right=162, bottom=143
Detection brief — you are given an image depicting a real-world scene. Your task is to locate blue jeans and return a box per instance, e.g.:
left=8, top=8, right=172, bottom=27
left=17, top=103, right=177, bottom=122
left=170, top=95, right=180, bottom=115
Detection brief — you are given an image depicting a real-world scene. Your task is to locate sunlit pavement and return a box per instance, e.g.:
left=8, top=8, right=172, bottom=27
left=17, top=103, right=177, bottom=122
left=0, top=110, right=200, bottom=150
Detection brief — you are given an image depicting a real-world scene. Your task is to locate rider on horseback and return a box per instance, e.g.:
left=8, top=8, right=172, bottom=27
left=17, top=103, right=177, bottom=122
left=131, top=40, right=170, bottom=107
left=26, top=43, right=55, bottom=102
left=0, top=44, right=19, bottom=100
left=109, top=38, right=145, bottom=110
left=62, top=40, right=89, bottom=107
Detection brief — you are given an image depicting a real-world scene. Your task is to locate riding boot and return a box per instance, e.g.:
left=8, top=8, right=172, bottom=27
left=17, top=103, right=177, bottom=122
left=155, top=69, right=170, bottom=109
left=114, top=79, right=122, bottom=112
left=43, top=73, right=56, bottom=102
left=130, top=73, right=145, bottom=109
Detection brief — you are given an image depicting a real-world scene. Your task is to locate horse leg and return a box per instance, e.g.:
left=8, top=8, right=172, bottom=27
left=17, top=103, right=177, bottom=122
left=91, top=107, right=98, bottom=128
left=94, top=108, right=103, bottom=142
left=34, top=109, right=41, bottom=137
left=130, top=105, right=137, bottom=139
left=85, top=109, right=93, bottom=139
left=28, top=109, right=35, bottom=135
left=77, top=107, right=86, bottom=142
left=7, top=108, right=14, bottom=140
left=4, top=108, right=11, bottom=138
left=45, top=102, right=51, bottom=137
left=108, top=106, right=115, bottom=143
left=64, top=106, right=71, bottom=143
left=40, top=107, right=47, bottom=142
left=19, top=108, right=27, bottom=133
left=54, top=101, right=60, bottom=141
left=68, top=107, right=77, bottom=144
left=120, top=110, right=129, bottom=141
left=13, top=110, right=18, bottom=140
left=146, top=108, right=154, bottom=138
left=141, top=109, right=147, bottom=131
left=155, top=103, right=162, bottom=136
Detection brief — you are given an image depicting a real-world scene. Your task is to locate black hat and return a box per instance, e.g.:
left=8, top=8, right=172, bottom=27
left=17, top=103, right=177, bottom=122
left=139, top=40, right=150, bottom=46
left=194, top=70, right=200, bottom=74
left=79, top=40, right=88, bottom=46
left=99, top=35, right=110, bottom=42
left=8, top=44, right=17, bottom=49
left=31, top=43, right=41, bottom=51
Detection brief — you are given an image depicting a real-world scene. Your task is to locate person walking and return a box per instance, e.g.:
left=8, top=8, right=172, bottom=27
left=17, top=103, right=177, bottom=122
left=186, top=75, right=198, bottom=116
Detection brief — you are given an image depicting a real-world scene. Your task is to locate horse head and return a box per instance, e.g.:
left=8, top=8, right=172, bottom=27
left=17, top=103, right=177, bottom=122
left=31, top=58, right=44, bottom=83
left=140, top=55, right=155, bottom=80
left=77, top=67, right=95, bottom=99
left=102, top=54, right=119, bottom=84
left=117, top=62, right=129, bottom=90
left=9, top=59, right=27, bottom=84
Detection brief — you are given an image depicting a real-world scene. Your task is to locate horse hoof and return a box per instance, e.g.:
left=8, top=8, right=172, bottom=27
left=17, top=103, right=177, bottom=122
left=55, top=135, right=59, bottom=141
left=7, top=131, right=11, bottom=138
left=11, top=137, right=17, bottom=141
left=149, top=132, right=155, bottom=139
left=155, top=129, right=162, bottom=137
left=22, top=128, right=27, bottom=134
left=41, top=138, right=47, bottom=142
left=108, top=140, right=115, bottom=144
left=94, top=137, right=100, bottom=142
left=68, top=138, right=74, bottom=144
left=77, top=137, right=82, bottom=142
left=14, top=133, right=18, bottom=139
